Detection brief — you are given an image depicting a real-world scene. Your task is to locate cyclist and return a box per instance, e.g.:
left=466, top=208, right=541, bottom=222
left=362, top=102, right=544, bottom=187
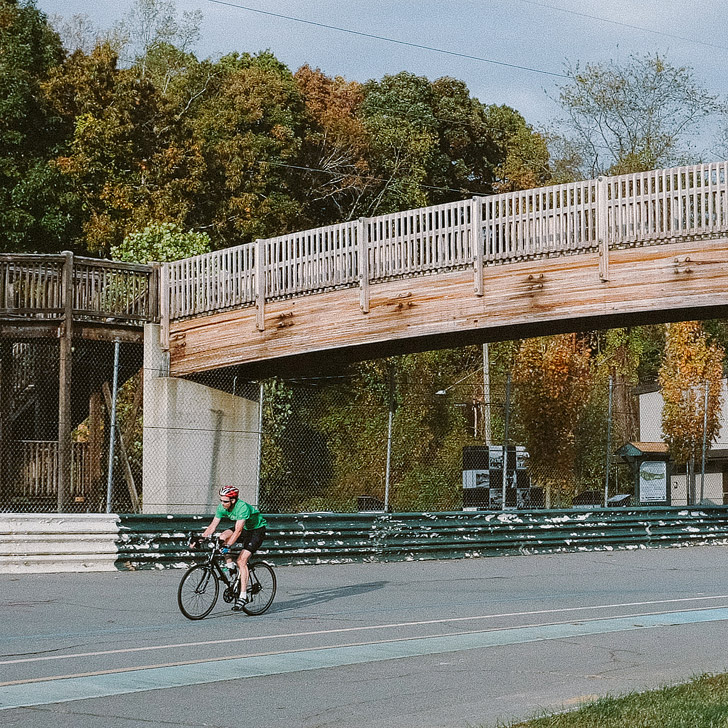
left=200, top=485, right=267, bottom=612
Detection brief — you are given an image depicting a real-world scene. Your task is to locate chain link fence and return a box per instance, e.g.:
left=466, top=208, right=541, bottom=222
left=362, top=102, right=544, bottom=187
left=0, top=339, right=724, bottom=514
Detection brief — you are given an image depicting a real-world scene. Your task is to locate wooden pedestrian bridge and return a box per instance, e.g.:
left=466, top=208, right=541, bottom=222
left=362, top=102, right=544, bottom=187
left=161, top=161, right=728, bottom=377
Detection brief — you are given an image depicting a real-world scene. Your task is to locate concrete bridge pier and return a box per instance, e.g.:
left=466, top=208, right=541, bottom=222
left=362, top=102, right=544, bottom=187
left=142, top=324, right=261, bottom=514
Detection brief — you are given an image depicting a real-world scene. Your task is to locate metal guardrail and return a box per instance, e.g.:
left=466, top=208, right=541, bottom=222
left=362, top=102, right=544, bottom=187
left=113, top=507, right=728, bottom=569
left=163, top=162, right=728, bottom=322
left=4, top=508, right=728, bottom=573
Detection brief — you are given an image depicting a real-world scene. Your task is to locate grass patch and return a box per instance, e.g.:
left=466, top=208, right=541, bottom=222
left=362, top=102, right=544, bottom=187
left=498, top=673, right=728, bottom=727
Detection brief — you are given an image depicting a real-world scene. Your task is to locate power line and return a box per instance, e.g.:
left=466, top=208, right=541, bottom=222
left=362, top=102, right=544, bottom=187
left=515, top=0, right=728, bottom=53
left=204, top=0, right=568, bottom=79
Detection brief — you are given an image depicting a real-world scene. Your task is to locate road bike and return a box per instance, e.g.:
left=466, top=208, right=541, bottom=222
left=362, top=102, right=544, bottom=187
left=177, top=534, right=277, bottom=620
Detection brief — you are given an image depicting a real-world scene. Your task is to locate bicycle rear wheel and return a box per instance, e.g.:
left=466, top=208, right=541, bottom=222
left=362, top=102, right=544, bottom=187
left=243, top=561, right=276, bottom=615
left=178, top=565, right=220, bottom=620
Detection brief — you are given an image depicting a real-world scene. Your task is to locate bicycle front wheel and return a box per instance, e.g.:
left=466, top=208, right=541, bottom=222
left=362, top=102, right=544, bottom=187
left=243, top=561, right=276, bottom=615
left=178, top=565, right=220, bottom=620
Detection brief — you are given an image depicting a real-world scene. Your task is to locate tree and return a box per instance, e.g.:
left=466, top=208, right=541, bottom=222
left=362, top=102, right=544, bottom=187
left=293, top=65, right=372, bottom=224
left=658, top=321, right=724, bottom=503
left=190, top=51, right=307, bottom=246
left=0, top=0, right=69, bottom=252
left=112, top=221, right=210, bottom=263
left=115, top=0, right=201, bottom=78
left=46, top=43, right=206, bottom=255
left=554, top=53, right=721, bottom=177
left=512, top=334, right=592, bottom=506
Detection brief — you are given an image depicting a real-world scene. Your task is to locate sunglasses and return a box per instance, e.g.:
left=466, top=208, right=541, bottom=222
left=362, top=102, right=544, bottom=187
left=220, top=499, right=232, bottom=505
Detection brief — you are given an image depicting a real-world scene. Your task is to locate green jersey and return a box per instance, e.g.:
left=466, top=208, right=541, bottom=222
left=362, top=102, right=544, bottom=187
left=215, top=499, right=267, bottom=530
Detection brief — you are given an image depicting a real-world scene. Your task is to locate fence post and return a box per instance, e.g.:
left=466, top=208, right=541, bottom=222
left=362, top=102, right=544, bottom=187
left=358, top=218, right=370, bottom=313
left=604, top=375, right=613, bottom=507
left=700, top=380, right=709, bottom=503
left=597, top=177, right=609, bottom=281
left=472, top=197, right=483, bottom=296
left=57, top=250, right=74, bottom=513
left=501, top=373, right=511, bottom=511
left=255, top=239, right=266, bottom=331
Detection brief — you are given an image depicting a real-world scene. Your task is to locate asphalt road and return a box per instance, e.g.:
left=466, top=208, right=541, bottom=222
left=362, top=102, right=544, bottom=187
left=3, top=545, right=728, bottom=728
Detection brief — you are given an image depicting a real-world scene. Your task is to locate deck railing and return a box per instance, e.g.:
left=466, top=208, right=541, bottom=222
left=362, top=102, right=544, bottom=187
left=16, top=440, right=92, bottom=501
left=136, top=162, right=728, bottom=323
left=0, top=253, right=157, bottom=325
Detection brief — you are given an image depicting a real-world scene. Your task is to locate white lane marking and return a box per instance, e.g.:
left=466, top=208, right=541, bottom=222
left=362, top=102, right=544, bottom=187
left=3, top=594, right=728, bottom=667
left=2, top=606, right=728, bottom=710
left=2, top=603, right=727, bottom=685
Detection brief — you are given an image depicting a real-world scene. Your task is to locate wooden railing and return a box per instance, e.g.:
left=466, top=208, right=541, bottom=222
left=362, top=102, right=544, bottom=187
left=17, top=441, right=91, bottom=500
left=0, top=253, right=157, bottom=325
left=163, top=162, right=728, bottom=325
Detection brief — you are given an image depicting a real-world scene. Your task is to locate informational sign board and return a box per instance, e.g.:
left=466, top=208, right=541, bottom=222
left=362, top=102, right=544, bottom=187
left=462, top=445, right=530, bottom=509
left=638, top=460, right=669, bottom=505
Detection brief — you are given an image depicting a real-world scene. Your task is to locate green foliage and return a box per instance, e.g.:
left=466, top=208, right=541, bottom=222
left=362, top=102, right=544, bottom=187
left=0, top=0, right=70, bottom=252
left=112, top=221, right=210, bottom=263
left=504, top=672, right=728, bottom=728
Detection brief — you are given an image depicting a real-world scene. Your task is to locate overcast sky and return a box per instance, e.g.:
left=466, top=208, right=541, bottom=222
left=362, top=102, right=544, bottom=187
left=40, top=1, right=728, bottom=156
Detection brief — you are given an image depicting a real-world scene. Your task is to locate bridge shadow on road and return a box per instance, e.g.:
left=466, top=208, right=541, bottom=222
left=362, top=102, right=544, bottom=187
left=272, top=580, right=389, bottom=613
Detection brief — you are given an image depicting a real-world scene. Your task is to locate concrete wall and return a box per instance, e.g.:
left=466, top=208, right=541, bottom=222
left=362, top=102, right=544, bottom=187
left=142, top=324, right=260, bottom=514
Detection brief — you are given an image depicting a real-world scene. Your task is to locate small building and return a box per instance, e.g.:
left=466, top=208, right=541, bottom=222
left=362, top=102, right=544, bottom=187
left=637, top=383, right=728, bottom=505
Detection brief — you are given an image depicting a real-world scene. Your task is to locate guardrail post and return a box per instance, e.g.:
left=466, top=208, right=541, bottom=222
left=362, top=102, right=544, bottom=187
left=255, top=238, right=266, bottom=331
left=57, top=250, right=73, bottom=513
left=472, top=197, right=484, bottom=296
left=597, top=176, right=609, bottom=281
left=358, top=218, right=370, bottom=313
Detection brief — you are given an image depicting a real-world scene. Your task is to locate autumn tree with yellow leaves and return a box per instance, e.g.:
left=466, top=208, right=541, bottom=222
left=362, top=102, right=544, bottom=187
left=512, top=334, right=592, bottom=507
left=658, top=321, right=724, bottom=503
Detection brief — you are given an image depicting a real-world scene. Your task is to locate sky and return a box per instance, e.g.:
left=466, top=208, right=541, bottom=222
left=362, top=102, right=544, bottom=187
left=39, top=1, right=728, bottom=157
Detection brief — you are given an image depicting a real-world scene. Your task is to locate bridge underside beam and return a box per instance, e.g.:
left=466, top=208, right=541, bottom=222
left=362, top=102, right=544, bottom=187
left=168, top=238, right=728, bottom=378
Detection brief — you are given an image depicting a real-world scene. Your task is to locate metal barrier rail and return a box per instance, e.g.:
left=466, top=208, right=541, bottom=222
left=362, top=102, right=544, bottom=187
left=163, top=161, right=728, bottom=322
left=4, top=508, right=728, bottom=573
left=113, top=507, right=728, bottom=570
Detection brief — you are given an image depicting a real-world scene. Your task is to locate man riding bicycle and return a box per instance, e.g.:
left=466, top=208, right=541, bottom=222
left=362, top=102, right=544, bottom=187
left=200, top=486, right=267, bottom=612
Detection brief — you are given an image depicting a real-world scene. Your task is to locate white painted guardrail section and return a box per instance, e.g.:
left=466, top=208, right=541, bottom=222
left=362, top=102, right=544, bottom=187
left=0, top=514, right=120, bottom=573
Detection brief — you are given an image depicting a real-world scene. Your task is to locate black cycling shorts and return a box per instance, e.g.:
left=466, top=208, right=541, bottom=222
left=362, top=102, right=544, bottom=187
left=236, top=526, right=266, bottom=555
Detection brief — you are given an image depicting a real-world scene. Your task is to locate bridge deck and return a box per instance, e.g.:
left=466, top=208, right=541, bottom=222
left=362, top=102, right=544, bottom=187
left=169, top=236, right=728, bottom=377
left=164, top=161, right=728, bottom=377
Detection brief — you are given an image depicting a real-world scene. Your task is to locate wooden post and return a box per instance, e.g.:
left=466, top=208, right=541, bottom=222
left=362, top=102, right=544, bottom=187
left=255, top=238, right=265, bottom=331
left=472, top=197, right=484, bottom=296
left=57, top=250, right=73, bottom=512
left=358, top=218, right=370, bottom=313
left=159, top=263, right=170, bottom=351
left=597, top=177, right=609, bottom=281
left=89, top=390, right=103, bottom=507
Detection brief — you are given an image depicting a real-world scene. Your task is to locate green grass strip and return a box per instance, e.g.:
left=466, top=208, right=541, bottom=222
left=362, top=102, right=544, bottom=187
left=500, top=673, right=728, bottom=728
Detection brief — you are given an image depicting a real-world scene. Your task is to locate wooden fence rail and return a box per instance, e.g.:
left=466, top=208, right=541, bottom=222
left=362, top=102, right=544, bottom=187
left=17, top=441, right=91, bottom=500
left=0, top=253, right=156, bottom=324
left=163, top=161, right=728, bottom=323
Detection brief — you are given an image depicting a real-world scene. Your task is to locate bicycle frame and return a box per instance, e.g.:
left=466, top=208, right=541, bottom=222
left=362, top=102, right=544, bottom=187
left=189, top=536, right=237, bottom=590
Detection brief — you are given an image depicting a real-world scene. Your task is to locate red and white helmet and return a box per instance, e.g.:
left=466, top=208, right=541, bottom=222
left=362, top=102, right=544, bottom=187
left=218, top=485, right=239, bottom=499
